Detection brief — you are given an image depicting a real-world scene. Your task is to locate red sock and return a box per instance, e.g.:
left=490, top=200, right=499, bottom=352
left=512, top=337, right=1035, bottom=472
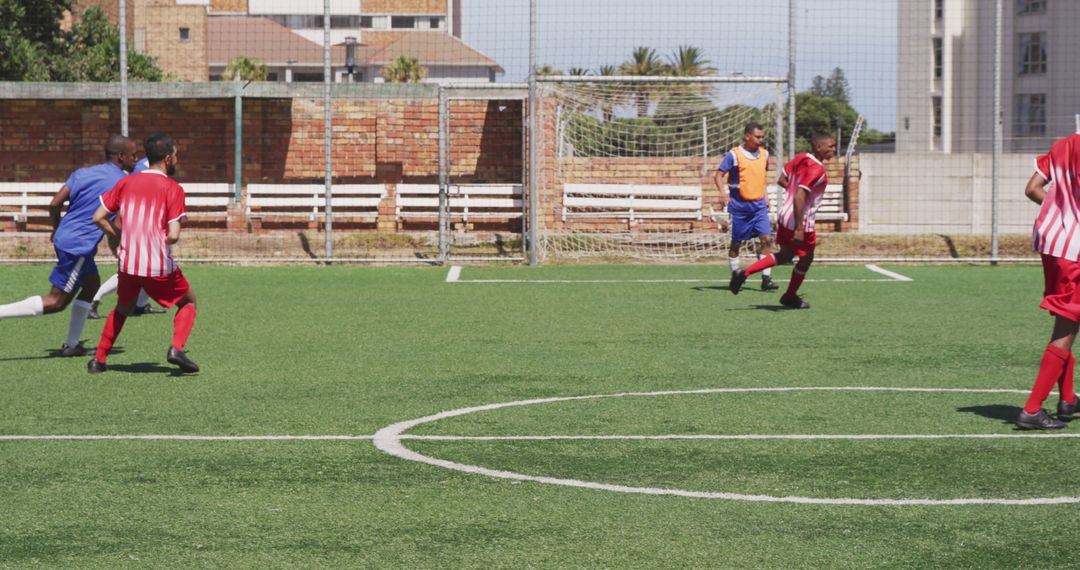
left=94, top=309, right=128, bottom=363
left=1060, top=353, right=1076, bottom=404
left=172, top=303, right=196, bottom=351
left=1025, top=344, right=1071, bottom=413
left=744, top=254, right=776, bottom=276
left=785, top=269, right=807, bottom=297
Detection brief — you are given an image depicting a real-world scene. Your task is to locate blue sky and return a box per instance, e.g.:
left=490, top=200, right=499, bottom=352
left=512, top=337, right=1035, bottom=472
left=462, top=0, right=898, bottom=131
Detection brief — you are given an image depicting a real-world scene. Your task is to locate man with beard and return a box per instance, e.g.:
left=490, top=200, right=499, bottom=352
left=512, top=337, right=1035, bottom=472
left=88, top=133, right=200, bottom=374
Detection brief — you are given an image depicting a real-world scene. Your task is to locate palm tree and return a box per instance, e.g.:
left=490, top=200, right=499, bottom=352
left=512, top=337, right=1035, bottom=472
left=667, top=45, right=716, bottom=77
left=567, top=67, right=589, bottom=76
left=620, top=47, right=670, bottom=117
left=536, top=64, right=562, bottom=77
left=381, top=55, right=425, bottom=83
left=223, top=55, right=268, bottom=81
left=596, top=65, right=620, bottom=122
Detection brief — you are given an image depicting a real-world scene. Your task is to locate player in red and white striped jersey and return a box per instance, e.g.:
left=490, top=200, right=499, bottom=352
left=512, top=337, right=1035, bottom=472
left=1017, top=133, right=1080, bottom=430
left=88, top=133, right=200, bottom=374
left=728, top=133, right=837, bottom=309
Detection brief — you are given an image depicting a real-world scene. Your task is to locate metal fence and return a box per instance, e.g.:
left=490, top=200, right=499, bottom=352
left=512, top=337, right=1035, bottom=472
left=1, top=0, right=1077, bottom=263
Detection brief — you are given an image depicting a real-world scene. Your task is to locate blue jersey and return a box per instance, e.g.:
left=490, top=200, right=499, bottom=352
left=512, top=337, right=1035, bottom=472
left=133, top=158, right=150, bottom=173
left=52, top=163, right=127, bottom=256
left=718, top=147, right=768, bottom=214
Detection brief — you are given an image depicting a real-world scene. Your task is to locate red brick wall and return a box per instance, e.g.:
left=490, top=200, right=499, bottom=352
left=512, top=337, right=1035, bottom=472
left=0, top=98, right=523, bottom=185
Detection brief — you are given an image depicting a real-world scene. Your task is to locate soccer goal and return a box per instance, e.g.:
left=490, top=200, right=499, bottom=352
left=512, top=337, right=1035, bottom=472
left=533, top=75, right=788, bottom=262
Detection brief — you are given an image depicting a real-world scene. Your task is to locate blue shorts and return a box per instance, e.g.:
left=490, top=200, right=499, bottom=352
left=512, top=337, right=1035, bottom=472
left=730, top=207, right=772, bottom=243
left=49, top=249, right=98, bottom=294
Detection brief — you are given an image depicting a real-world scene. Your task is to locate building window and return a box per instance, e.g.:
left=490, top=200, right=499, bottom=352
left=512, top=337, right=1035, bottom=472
left=933, top=38, right=943, bottom=79
left=293, top=72, right=325, bottom=82
left=1018, top=32, right=1048, bottom=74
left=1017, top=0, right=1047, bottom=15
left=935, top=0, right=944, bottom=19
left=428, top=17, right=443, bottom=29
left=179, top=27, right=190, bottom=42
left=360, top=16, right=389, bottom=30
left=932, top=97, right=942, bottom=138
left=391, top=16, right=417, bottom=29
left=1015, top=94, right=1047, bottom=137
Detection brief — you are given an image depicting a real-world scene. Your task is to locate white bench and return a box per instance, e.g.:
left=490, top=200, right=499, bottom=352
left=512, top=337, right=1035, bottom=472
left=0, top=183, right=61, bottom=226
left=246, top=184, right=385, bottom=223
left=396, top=184, right=524, bottom=223
left=763, top=184, right=848, bottom=223
left=562, top=184, right=703, bottom=222
left=180, top=183, right=234, bottom=219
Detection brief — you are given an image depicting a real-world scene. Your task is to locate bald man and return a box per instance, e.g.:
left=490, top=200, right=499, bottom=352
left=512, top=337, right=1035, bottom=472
left=0, top=135, right=137, bottom=356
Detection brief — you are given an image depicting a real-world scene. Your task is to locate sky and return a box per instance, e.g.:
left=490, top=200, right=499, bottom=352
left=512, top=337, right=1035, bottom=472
left=462, top=0, right=898, bottom=131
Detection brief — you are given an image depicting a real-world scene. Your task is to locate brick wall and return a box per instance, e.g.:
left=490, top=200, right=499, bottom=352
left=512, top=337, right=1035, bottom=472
left=0, top=98, right=522, bottom=186
left=363, top=0, right=447, bottom=14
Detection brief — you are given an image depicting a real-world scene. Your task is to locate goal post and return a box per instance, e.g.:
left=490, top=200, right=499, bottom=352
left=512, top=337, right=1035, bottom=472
left=533, top=75, right=789, bottom=262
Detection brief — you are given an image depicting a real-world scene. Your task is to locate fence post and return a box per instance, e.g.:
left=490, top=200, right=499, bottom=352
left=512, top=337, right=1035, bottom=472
left=439, top=87, right=450, bottom=262
left=991, top=0, right=1002, bottom=265
left=323, top=0, right=333, bottom=263
left=234, top=79, right=242, bottom=202
left=526, top=0, right=539, bottom=265
left=119, top=0, right=128, bottom=136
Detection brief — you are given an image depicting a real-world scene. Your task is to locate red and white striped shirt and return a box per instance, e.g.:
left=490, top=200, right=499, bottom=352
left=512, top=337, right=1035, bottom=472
left=100, top=170, right=187, bottom=277
left=777, top=152, right=829, bottom=232
left=1032, top=134, right=1080, bottom=261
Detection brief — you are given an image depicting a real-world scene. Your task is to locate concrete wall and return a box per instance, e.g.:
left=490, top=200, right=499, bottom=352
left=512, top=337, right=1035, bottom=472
left=859, top=152, right=1037, bottom=234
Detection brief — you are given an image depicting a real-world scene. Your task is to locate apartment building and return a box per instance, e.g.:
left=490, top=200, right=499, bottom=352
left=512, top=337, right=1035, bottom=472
left=897, top=0, right=1080, bottom=153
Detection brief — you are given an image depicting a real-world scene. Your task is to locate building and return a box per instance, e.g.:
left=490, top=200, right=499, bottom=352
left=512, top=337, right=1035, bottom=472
left=897, top=0, right=1080, bottom=153
left=65, top=0, right=497, bottom=84
left=206, top=0, right=497, bottom=83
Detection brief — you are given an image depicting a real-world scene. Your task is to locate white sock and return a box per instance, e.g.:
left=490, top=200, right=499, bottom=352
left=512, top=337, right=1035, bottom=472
left=136, top=289, right=150, bottom=307
left=0, top=295, right=45, bottom=319
left=94, top=273, right=119, bottom=303
left=728, top=256, right=741, bottom=272
left=66, top=300, right=91, bottom=347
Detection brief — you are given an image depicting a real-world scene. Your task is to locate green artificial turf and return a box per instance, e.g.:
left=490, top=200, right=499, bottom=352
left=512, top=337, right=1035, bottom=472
left=2, top=262, right=1078, bottom=568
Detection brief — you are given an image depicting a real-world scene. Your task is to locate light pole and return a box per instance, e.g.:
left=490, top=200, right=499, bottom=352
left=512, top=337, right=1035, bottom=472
left=344, top=36, right=357, bottom=82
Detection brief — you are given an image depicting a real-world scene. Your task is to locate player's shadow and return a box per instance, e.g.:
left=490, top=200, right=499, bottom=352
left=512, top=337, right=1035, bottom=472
left=107, top=362, right=189, bottom=377
left=0, top=347, right=126, bottom=362
left=956, top=404, right=1022, bottom=425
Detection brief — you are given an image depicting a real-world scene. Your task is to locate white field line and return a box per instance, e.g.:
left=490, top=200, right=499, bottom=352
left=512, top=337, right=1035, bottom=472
left=372, top=386, right=1080, bottom=506
left=446, top=266, right=912, bottom=284
left=445, top=266, right=462, bottom=282
left=865, top=264, right=914, bottom=282
left=6, top=432, right=1080, bottom=443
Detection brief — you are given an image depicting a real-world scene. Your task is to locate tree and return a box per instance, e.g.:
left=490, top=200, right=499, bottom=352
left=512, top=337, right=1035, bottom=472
left=809, top=67, right=850, bottom=103
left=55, top=6, right=164, bottom=82
left=620, top=47, right=670, bottom=117
left=223, top=55, right=268, bottom=81
left=535, top=64, right=562, bottom=77
left=0, top=0, right=72, bottom=80
left=667, top=45, right=716, bottom=77
left=567, top=67, right=589, bottom=76
left=381, top=55, right=425, bottom=83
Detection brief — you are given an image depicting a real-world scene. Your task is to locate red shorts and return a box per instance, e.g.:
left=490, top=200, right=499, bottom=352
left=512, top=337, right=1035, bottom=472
left=118, top=270, right=191, bottom=309
left=1041, top=254, right=1080, bottom=322
left=777, top=226, right=817, bottom=257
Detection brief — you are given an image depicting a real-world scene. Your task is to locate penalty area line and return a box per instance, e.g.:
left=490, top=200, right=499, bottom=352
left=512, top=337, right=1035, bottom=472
left=447, top=266, right=910, bottom=284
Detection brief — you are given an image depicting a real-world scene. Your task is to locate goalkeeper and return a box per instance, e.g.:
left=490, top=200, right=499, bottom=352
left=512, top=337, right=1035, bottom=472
left=715, top=123, right=778, bottom=291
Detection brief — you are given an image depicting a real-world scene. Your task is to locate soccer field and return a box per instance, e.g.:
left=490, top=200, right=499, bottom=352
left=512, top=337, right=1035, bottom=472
left=2, top=263, right=1080, bottom=568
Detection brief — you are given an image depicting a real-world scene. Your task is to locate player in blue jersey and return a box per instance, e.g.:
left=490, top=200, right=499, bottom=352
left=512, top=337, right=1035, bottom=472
left=87, top=155, right=165, bottom=319
left=0, top=135, right=138, bottom=356
left=715, top=123, right=779, bottom=291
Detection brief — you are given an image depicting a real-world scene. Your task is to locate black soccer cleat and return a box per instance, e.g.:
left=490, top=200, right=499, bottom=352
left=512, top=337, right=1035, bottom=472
left=1016, top=409, right=1067, bottom=430
left=167, top=347, right=200, bottom=373
left=134, top=304, right=167, bottom=316
left=779, top=294, right=810, bottom=309
left=761, top=275, right=780, bottom=291
left=729, top=270, right=747, bottom=295
left=61, top=341, right=87, bottom=357
left=1058, top=399, right=1079, bottom=421
left=87, top=358, right=107, bottom=374
left=87, top=301, right=102, bottom=320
